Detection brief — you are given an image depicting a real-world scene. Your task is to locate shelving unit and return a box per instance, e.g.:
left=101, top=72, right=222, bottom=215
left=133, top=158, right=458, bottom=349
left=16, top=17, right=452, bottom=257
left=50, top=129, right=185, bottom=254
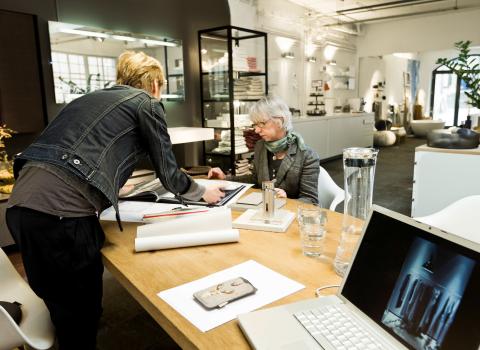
left=307, top=92, right=325, bottom=116
left=198, top=25, right=268, bottom=175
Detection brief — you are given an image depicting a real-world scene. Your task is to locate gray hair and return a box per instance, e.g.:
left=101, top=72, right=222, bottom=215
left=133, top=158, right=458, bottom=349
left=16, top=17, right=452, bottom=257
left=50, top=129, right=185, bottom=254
left=249, top=96, right=293, bottom=132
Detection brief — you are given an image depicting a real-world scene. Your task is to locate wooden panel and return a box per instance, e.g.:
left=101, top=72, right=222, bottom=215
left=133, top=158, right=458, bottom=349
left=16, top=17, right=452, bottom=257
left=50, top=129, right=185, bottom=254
left=0, top=10, right=45, bottom=133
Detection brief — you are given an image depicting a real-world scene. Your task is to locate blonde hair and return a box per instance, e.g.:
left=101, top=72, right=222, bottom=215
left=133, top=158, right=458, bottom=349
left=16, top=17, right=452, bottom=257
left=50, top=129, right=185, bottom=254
left=249, top=96, right=293, bottom=131
left=116, top=51, right=164, bottom=94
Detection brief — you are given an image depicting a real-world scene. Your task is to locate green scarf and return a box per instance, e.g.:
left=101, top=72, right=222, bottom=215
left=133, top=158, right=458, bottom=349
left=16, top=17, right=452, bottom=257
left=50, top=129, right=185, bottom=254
left=264, top=131, right=306, bottom=153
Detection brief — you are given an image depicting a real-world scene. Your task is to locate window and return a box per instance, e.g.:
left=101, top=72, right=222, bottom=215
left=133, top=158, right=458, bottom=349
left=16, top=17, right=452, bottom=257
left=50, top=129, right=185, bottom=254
left=430, top=55, right=480, bottom=126
left=51, top=52, right=116, bottom=103
left=87, top=56, right=116, bottom=91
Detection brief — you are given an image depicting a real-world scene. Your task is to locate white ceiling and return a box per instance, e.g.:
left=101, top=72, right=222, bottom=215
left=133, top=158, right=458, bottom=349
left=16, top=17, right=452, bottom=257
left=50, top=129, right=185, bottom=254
left=287, top=0, right=480, bottom=26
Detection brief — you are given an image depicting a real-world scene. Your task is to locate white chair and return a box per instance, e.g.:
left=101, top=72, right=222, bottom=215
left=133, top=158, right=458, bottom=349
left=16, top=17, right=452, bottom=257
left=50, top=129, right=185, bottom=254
left=414, top=195, right=480, bottom=244
left=0, top=249, right=55, bottom=350
left=318, top=166, right=345, bottom=211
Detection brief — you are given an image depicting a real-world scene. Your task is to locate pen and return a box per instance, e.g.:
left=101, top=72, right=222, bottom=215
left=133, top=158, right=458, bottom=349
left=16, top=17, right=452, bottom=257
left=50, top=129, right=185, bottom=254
left=143, top=208, right=208, bottom=220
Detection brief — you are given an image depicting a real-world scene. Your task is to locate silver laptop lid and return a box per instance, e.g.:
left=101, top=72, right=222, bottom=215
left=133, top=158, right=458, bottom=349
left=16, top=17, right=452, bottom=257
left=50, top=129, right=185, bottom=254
left=336, top=205, right=480, bottom=350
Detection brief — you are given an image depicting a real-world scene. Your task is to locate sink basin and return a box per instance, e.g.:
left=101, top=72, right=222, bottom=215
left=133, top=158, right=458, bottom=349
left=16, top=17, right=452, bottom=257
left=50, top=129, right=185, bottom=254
left=427, top=129, right=479, bottom=149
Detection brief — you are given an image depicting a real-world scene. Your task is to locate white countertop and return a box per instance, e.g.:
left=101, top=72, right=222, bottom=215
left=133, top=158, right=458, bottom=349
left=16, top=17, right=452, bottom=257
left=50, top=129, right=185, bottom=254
left=292, top=112, right=373, bottom=123
left=416, top=144, right=480, bottom=156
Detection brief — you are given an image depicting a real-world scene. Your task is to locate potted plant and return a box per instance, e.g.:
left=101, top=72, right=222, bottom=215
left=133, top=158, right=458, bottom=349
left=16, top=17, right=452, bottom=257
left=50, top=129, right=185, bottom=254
left=0, top=124, right=15, bottom=194
left=436, top=40, right=480, bottom=128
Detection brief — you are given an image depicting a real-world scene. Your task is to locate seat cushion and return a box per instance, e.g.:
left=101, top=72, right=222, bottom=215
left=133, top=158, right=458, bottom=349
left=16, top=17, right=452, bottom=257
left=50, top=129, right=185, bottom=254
left=374, top=130, right=396, bottom=146
left=0, top=301, right=22, bottom=325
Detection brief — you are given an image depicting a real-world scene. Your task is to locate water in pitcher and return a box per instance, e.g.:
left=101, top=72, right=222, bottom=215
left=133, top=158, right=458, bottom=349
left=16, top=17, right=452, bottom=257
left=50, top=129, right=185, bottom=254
left=334, top=147, right=378, bottom=276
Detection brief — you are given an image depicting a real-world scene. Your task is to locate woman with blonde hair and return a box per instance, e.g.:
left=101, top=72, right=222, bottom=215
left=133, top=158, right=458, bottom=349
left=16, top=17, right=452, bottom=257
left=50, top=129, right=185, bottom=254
left=209, top=96, right=320, bottom=203
left=6, top=50, right=224, bottom=349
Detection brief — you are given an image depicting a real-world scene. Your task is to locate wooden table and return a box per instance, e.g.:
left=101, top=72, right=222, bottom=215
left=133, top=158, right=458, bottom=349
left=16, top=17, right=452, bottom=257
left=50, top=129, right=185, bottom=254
left=101, top=198, right=344, bottom=349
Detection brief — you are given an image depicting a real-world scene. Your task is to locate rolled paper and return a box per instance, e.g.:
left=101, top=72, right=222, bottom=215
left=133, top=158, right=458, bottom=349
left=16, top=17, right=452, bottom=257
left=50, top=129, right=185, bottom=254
left=134, top=229, right=240, bottom=252
left=137, top=207, right=232, bottom=238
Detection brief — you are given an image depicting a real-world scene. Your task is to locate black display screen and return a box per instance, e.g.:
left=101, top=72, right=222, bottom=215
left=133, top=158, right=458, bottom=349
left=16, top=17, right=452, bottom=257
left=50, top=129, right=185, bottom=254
left=341, top=211, right=480, bottom=350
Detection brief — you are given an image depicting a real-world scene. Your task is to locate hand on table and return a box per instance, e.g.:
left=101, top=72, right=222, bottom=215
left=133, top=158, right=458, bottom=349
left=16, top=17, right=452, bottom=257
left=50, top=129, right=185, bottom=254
left=207, top=167, right=226, bottom=180
left=119, top=184, right=134, bottom=197
left=274, top=188, right=287, bottom=198
left=202, top=185, right=226, bottom=204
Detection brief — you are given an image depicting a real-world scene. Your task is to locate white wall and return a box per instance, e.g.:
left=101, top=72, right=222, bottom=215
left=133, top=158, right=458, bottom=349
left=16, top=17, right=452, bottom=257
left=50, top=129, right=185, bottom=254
left=229, top=0, right=256, bottom=30
left=358, top=57, right=384, bottom=113
left=357, top=8, right=480, bottom=57
left=383, top=55, right=410, bottom=107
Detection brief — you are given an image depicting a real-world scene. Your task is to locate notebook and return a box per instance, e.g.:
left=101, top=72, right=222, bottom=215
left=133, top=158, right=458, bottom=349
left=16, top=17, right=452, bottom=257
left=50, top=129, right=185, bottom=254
left=238, top=205, right=480, bottom=350
left=120, top=178, right=246, bottom=207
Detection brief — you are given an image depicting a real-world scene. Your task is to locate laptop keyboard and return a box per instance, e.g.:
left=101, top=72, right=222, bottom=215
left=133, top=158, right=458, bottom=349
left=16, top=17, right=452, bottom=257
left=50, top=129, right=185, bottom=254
left=294, top=304, right=385, bottom=350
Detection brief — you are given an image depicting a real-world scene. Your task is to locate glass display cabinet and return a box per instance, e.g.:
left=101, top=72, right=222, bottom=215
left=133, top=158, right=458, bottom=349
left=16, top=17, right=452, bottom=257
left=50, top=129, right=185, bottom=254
left=198, top=26, right=268, bottom=175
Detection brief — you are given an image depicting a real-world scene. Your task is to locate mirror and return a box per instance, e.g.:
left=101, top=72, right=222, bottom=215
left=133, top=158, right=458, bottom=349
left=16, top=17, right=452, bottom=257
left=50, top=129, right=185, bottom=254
left=48, top=21, right=184, bottom=104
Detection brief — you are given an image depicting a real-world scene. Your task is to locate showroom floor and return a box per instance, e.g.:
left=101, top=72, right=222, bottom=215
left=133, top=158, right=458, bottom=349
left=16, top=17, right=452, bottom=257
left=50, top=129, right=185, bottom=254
left=7, top=136, right=426, bottom=350
left=322, top=136, right=425, bottom=216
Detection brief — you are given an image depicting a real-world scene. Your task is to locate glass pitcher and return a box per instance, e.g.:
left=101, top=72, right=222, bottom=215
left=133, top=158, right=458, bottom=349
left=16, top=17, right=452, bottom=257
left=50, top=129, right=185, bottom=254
left=334, top=147, right=378, bottom=277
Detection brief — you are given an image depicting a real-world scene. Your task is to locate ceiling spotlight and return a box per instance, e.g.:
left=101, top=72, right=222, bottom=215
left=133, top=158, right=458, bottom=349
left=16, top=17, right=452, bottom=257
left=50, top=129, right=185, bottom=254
left=306, top=57, right=317, bottom=63
left=281, top=52, right=295, bottom=59
left=328, top=60, right=337, bottom=66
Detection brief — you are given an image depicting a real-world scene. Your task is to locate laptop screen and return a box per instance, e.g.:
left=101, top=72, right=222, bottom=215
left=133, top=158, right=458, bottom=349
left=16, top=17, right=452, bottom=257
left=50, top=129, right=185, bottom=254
left=341, top=210, right=480, bottom=350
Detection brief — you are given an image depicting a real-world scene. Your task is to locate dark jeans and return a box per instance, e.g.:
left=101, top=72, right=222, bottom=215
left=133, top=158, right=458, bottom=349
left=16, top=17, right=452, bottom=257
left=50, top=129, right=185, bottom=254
left=6, top=206, right=105, bottom=350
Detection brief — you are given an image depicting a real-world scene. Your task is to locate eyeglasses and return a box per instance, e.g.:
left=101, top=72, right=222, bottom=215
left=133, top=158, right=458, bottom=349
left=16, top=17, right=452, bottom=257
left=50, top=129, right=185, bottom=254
left=252, top=121, right=268, bottom=129
left=252, top=117, right=281, bottom=129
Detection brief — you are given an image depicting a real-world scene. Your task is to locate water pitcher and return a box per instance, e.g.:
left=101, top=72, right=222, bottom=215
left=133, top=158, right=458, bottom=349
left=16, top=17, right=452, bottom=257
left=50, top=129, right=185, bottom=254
left=334, top=147, right=378, bottom=276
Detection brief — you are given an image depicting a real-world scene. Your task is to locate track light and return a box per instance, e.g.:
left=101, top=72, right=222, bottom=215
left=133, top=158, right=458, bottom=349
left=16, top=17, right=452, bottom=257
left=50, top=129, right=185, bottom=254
left=281, top=52, right=295, bottom=59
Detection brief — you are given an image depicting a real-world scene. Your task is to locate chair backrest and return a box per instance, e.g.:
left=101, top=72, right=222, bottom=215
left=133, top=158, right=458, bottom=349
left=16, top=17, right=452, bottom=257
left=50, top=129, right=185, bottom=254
left=318, top=166, right=345, bottom=211
left=0, top=249, right=55, bottom=350
left=414, top=195, right=480, bottom=244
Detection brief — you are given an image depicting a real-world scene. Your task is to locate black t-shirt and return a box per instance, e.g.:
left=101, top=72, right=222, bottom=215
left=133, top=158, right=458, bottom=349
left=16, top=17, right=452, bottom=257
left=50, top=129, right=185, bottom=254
left=267, top=151, right=283, bottom=181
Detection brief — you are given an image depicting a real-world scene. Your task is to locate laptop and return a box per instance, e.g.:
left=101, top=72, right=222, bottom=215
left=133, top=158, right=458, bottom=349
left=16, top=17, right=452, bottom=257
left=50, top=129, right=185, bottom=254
left=238, top=205, right=480, bottom=350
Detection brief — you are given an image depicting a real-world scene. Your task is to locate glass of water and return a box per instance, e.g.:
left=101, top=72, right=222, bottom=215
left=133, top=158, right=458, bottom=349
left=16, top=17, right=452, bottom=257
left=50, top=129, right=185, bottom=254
left=297, top=203, right=328, bottom=258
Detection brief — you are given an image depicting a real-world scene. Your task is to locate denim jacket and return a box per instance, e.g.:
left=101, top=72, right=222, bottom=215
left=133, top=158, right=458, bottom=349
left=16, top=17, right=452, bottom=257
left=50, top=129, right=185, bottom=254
left=13, top=85, right=201, bottom=228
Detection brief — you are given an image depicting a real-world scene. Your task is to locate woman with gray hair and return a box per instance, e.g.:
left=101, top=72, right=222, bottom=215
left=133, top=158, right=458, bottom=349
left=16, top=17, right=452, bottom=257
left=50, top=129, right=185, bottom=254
left=208, top=96, right=320, bottom=203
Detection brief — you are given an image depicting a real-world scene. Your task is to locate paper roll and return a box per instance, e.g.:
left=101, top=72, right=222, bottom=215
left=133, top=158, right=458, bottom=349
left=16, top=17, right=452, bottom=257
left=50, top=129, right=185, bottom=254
left=135, top=229, right=240, bottom=252
left=137, top=207, right=232, bottom=238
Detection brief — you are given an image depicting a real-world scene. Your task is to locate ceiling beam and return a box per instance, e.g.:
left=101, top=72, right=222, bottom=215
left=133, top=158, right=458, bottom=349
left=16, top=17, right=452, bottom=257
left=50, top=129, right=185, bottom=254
left=336, top=0, right=448, bottom=14
left=325, top=5, right=471, bottom=26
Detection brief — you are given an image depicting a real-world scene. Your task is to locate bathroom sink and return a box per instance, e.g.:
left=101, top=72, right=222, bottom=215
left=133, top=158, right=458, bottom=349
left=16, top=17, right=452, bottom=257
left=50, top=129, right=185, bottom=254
left=427, top=129, right=479, bottom=149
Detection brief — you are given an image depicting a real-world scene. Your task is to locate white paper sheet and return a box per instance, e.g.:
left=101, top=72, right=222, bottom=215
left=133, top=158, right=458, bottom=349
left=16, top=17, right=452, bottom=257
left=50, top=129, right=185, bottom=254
left=100, top=201, right=181, bottom=222
left=136, top=207, right=232, bottom=237
left=158, top=260, right=304, bottom=332
left=135, top=229, right=239, bottom=252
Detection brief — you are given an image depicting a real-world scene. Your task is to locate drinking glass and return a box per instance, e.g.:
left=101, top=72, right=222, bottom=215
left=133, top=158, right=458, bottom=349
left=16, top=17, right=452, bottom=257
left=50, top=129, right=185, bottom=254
left=297, top=203, right=328, bottom=257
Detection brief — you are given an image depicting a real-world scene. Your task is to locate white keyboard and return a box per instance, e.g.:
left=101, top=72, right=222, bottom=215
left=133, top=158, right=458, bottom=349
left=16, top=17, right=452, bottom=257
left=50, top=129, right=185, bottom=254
left=294, top=304, right=385, bottom=350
